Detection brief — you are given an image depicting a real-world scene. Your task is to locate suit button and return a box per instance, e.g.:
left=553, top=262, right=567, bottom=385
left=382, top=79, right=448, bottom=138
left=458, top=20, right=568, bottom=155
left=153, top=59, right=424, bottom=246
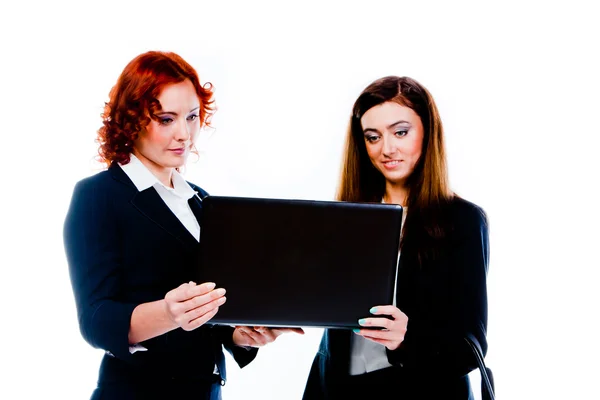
left=220, top=379, right=226, bottom=386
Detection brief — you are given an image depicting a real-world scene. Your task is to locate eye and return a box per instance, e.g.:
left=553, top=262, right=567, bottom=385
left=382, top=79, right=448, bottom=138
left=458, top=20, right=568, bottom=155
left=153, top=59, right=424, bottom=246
left=365, top=135, right=380, bottom=143
left=395, top=129, right=409, bottom=137
left=187, top=114, right=199, bottom=121
left=159, top=117, right=174, bottom=125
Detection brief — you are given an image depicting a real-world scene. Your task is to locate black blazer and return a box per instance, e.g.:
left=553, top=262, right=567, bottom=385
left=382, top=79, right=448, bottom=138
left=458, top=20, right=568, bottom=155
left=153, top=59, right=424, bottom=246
left=303, top=197, right=490, bottom=400
left=63, top=163, right=257, bottom=400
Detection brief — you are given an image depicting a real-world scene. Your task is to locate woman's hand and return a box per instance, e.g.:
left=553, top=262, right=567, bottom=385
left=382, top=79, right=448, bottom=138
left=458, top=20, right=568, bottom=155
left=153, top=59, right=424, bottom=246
left=232, top=326, right=305, bottom=348
left=164, top=281, right=226, bottom=331
left=353, top=305, right=408, bottom=350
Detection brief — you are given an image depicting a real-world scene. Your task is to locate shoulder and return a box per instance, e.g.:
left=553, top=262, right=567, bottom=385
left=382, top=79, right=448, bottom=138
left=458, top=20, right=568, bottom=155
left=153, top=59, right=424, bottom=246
left=448, top=195, right=489, bottom=233
left=74, top=163, right=138, bottom=192
left=65, top=170, right=116, bottom=223
left=69, top=164, right=134, bottom=206
left=450, top=196, right=487, bottom=219
left=71, top=169, right=114, bottom=194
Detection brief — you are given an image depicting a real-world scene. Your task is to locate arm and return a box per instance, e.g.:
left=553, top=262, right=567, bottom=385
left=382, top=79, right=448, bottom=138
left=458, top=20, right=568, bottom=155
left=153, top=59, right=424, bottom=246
left=129, top=282, right=226, bottom=344
left=63, top=180, right=139, bottom=362
left=129, top=299, right=176, bottom=344
left=386, top=205, right=490, bottom=377
left=64, top=181, right=225, bottom=361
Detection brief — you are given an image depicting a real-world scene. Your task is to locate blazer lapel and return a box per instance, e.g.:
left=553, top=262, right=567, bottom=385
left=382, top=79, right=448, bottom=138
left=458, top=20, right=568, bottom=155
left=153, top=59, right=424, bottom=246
left=109, top=163, right=199, bottom=249
left=131, top=188, right=199, bottom=249
left=188, top=192, right=204, bottom=227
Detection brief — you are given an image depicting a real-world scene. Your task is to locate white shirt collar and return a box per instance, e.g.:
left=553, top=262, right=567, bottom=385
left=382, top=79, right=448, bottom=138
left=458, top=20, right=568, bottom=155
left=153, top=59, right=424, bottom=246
left=120, top=153, right=195, bottom=199
left=170, top=168, right=196, bottom=199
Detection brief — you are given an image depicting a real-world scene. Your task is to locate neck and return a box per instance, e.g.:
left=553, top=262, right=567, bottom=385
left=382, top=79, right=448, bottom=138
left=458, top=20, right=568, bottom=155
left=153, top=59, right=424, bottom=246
left=384, top=182, right=408, bottom=207
left=132, top=149, right=174, bottom=188
left=155, top=169, right=174, bottom=189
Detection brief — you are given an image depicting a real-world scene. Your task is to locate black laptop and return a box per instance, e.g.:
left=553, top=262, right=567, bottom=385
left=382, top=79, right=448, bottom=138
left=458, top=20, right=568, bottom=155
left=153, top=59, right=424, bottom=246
left=196, top=195, right=403, bottom=330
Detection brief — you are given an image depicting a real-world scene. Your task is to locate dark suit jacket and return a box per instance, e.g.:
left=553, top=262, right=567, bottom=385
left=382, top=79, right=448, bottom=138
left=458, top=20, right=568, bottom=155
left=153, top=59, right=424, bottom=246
left=303, top=197, right=490, bottom=400
left=63, top=163, right=257, bottom=400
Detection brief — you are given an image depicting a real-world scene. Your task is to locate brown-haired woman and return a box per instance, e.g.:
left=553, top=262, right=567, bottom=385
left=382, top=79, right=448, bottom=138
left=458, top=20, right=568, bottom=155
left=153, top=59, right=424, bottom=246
left=63, top=50, right=301, bottom=400
left=303, top=76, right=490, bottom=400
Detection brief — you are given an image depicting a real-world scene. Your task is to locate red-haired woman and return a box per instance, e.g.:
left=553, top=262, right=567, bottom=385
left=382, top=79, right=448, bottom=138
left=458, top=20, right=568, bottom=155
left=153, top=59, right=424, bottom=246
left=303, top=76, right=491, bottom=399
left=63, top=51, right=301, bottom=400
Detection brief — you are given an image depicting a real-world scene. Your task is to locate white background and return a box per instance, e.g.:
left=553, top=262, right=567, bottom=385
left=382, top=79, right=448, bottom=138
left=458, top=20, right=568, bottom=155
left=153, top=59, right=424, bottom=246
left=1, top=1, right=599, bottom=399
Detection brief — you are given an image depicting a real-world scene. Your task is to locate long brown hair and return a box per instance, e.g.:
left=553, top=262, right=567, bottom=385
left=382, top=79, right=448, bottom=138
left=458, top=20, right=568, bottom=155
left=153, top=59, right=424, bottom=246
left=337, top=76, right=454, bottom=262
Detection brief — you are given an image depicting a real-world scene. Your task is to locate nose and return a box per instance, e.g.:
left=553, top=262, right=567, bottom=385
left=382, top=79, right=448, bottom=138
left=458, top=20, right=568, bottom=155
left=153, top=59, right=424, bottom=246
left=174, top=118, right=191, bottom=143
left=382, top=134, right=397, bottom=156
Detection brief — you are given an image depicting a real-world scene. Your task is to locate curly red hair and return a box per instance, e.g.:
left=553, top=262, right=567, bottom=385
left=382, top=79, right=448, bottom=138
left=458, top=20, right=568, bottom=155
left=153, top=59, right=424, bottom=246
left=96, top=51, right=215, bottom=167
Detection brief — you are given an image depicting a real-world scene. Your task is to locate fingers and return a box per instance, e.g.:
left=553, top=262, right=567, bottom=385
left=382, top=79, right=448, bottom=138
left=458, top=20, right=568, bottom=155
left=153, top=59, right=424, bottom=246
left=253, top=326, right=305, bottom=336
left=354, top=332, right=397, bottom=349
left=252, top=326, right=276, bottom=336
left=360, top=305, right=408, bottom=329
left=236, top=327, right=270, bottom=347
left=171, top=295, right=226, bottom=330
left=233, top=325, right=307, bottom=348
left=179, top=287, right=226, bottom=313
left=271, top=327, right=305, bottom=335
left=357, top=316, right=394, bottom=330
left=167, top=281, right=218, bottom=302
left=164, top=281, right=227, bottom=330
left=235, top=326, right=292, bottom=347
left=252, top=327, right=278, bottom=343
left=183, top=306, right=220, bottom=331
left=234, top=327, right=254, bottom=347
left=184, top=295, right=227, bottom=324
left=368, top=305, right=405, bottom=320
left=355, top=305, right=408, bottom=351
left=353, top=327, right=405, bottom=350
left=354, top=327, right=393, bottom=339
left=166, top=283, right=226, bottom=314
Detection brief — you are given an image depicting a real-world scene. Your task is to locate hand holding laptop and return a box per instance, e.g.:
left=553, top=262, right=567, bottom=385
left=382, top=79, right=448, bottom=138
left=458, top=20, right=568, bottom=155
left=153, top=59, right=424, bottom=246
left=232, top=326, right=305, bottom=348
left=352, top=305, right=408, bottom=350
left=164, top=281, right=227, bottom=331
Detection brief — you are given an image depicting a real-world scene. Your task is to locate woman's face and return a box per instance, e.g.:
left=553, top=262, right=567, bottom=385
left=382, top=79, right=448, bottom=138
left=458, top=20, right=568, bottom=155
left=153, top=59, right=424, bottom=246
left=133, top=79, right=201, bottom=174
left=361, top=101, right=424, bottom=188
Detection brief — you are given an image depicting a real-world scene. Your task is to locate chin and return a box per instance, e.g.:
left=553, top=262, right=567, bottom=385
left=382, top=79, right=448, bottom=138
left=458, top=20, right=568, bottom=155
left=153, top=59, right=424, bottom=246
left=166, top=157, right=187, bottom=168
left=382, top=173, right=408, bottom=185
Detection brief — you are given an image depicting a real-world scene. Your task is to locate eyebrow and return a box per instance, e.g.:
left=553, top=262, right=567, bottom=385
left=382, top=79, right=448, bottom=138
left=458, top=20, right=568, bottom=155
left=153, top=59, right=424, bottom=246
left=155, top=106, right=200, bottom=117
left=363, top=119, right=411, bottom=134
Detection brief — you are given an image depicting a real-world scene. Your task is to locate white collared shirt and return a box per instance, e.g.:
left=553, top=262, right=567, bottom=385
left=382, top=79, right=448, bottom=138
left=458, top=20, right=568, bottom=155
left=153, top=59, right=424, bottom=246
left=348, top=206, right=407, bottom=375
left=119, top=154, right=200, bottom=354
left=120, top=153, right=200, bottom=241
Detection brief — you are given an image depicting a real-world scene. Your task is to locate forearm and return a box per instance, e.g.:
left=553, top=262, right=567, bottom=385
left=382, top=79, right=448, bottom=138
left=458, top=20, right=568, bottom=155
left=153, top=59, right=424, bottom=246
left=387, top=320, right=481, bottom=376
left=129, top=299, right=178, bottom=344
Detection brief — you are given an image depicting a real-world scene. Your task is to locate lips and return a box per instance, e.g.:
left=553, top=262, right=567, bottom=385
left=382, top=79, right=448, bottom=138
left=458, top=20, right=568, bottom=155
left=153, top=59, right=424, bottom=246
left=168, top=148, right=186, bottom=155
left=382, top=160, right=402, bottom=170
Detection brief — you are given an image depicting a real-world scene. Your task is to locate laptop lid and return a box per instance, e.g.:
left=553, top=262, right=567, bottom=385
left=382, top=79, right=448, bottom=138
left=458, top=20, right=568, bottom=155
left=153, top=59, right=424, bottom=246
left=196, top=195, right=403, bottom=329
